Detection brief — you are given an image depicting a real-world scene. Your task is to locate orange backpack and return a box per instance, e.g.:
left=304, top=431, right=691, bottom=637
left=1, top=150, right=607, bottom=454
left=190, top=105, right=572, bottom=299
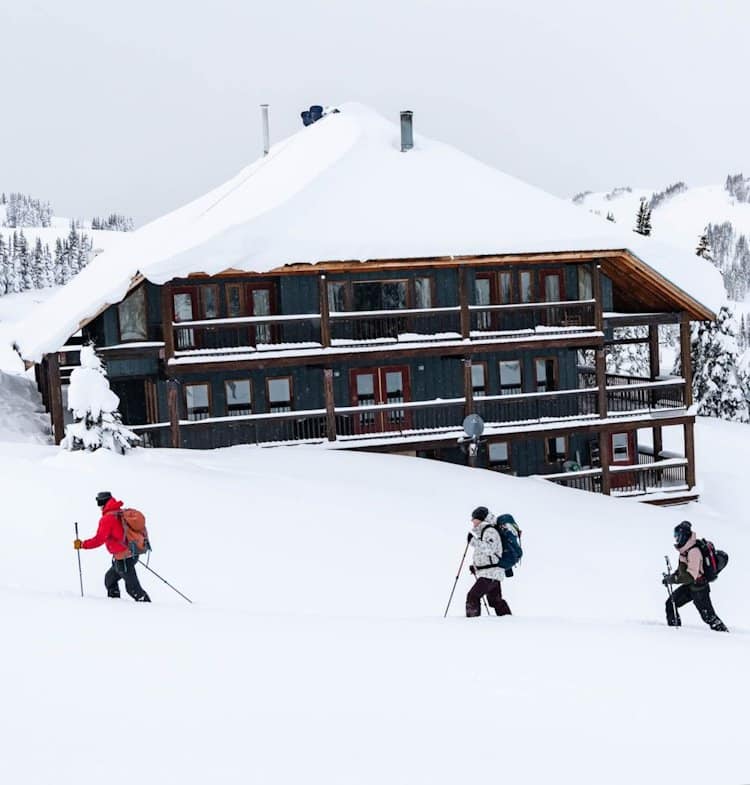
left=118, top=509, right=151, bottom=557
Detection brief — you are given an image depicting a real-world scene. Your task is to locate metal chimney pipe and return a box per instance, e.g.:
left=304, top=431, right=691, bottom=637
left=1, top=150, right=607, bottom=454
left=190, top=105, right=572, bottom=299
left=400, top=110, right=414, bottom=152
left=261, top=104, right=270, bottom=156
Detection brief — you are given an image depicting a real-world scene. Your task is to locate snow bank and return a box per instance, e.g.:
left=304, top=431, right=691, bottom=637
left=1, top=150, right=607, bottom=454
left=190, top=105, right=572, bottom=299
left=0, top=369, right=51, bottom=443
left=14, top=103, right=724, bottom=361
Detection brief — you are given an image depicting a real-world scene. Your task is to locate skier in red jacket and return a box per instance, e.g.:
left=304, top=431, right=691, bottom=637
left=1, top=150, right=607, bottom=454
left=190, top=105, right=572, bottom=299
left=73, top=491, right=151, bottom=602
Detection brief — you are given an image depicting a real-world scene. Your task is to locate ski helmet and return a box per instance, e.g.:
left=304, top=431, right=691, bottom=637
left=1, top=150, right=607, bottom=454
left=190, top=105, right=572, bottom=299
left=471, top=506, right=489, bottom=522
left=96, top=491, right=113, bottom=507
left=674, top=520, right=692, bottom=548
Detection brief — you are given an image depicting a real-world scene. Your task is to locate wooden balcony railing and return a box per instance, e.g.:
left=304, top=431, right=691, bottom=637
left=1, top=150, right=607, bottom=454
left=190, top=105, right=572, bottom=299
left=169, top=298, right=599, bottom=359
left=542, top=457, right=689, bottom=495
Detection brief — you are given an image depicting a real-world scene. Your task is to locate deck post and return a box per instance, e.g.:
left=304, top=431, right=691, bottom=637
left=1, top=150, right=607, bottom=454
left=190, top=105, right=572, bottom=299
left=592, top=262, right=603, bottom=332
left=679, top=312, right=693, bottom=408
left=684, top=420, right=696, bottom=489
left=319, top=274, right=331, bottom=349
left=458, top=265, right=470, bottom=340
left=463, top=358, right=474, bottom=417
left=161, top=284, right=175, bottom=361
left=595, top=348, right=607, bottom=418
left=652, top=426, right=663, bottom=458
left=46, top=352, right=66, bottom=445
left=599, top=430, right=612, bottom=495
left=648, top=323, right=660, bottom=380
left=167, top=378, right=182, bottom=449
left=323, top=368, right=337, bottom=441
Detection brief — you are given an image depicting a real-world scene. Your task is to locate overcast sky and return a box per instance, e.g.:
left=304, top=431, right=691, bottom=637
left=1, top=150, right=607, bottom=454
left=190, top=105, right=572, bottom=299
left=1, top=0, right=748, bottom=226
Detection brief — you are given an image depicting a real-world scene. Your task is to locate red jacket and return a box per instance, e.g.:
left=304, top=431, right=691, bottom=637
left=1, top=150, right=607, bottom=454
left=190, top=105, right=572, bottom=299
left=82, top=497, right=129, bottom=558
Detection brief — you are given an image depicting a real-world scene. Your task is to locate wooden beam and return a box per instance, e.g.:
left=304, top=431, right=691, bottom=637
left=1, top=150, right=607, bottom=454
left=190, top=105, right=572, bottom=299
left=323, top=368, right=336, bottom=442
left=319, top=274, right=331, bottom=349
left=46, top=352, right=66, bottom=444
left=649, top=324, right=660, bottom=380
left=595, top=348, right=607, bottom=418
left=599, top=431, right=612, bottom=495
left=161, top=283, right=175, bottom=361
left=652, top=426, right=663, bottom=458
left=463, top=358, right=474, bottom=418
left=167, top=379, right=181, bottom=449
left=680, top=312, right=694, bottom=408
left=458, top=266, right=470, bottom=339
left=593, top=262, right=603, bottom=332
left=684, top=421, right=696, bottom=489
left=604, top=313, right=680, bottom=328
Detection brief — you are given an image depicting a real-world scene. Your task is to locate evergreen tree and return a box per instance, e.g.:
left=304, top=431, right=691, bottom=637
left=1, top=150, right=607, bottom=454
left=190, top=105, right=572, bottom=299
left=61, top=344, right=140, bottom=453
left=30, top=237, right=45, bottom=289
left=696, top=230, right=713, bottom=261
left=676, top=306, right=750, bottom=422
left=633, top=198, right=652, bottom=236
left=0, top=234, right=7, bottom=295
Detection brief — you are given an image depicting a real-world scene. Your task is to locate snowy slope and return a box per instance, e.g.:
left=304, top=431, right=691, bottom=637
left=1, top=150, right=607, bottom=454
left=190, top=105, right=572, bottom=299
left=1, top=422, right=749, bottom=784
left=14, top=103, right=724, bottom=362
left=575, top=182, right=750, bottom=254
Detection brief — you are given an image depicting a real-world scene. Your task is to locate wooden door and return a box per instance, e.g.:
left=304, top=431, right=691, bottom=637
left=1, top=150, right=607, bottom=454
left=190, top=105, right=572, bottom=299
left=246, top=284, right=276, bottom=346
left=540, top=271, right=564, bottom=326
left=610, top=431, right=637, bottom=489
left=350, top=366, right=411, bottom=434
left=172, top=288, right=197, bottom=349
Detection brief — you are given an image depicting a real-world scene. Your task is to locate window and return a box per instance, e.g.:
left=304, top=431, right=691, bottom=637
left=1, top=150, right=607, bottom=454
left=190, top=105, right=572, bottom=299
left=225, top=379, right=252, bottom=416
left=471, top=363, right=486, bottom=396
left=499, top=272, right=512, bottom=305
left=519, top=271, right=534, bottom=303
left=499, top=360, right=522, bottom=395
left=546, top=437, right=567, bottom=463
left=612, top=433, right=630, bottom=461
left=267, top=377, right=292, bottom=413
left=415, top=277, right=433, bottom=309
left=578, top=266, right=593, bottom=300
left=353, top=280, right=407, bottom=311
left=227, top=284, right=244, bottom=318
left=475, top=274, right=493, bottom=329
left=489, top=441, right=511, bottom=469
left=542, top=272, right=562, bottom=302
left=385, top=369, right=406, bottom=424
left=185, top=383, right=210, bottom=421
left=117, top=287, right=147, bottom=341
left=535, top=358, right=557, bottom=392
left=250, top=286, right=273, bottom=344
left=328, top=282, right=347, bottom=312
left=200, top=285, right=220, bottom=319
left=173, top=290, right=196, bottom=349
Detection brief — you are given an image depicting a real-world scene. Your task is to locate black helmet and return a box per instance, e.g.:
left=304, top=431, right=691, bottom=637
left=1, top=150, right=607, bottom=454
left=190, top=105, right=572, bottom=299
left=96, top=491, right=113, bottom=507
left=674, top=520, right=692, bottom=548
left=471, top=506, right=489, bottom=522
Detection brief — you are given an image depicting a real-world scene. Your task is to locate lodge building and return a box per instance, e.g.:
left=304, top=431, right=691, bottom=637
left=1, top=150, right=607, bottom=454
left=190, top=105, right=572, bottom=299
left=18, top=104, right=723, bottom=505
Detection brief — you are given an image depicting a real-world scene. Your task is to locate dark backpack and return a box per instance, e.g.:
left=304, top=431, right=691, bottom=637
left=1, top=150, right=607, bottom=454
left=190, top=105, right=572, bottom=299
left=694, top=538, right=728, bottom=582
left=481, top=515, right=523, bottom=577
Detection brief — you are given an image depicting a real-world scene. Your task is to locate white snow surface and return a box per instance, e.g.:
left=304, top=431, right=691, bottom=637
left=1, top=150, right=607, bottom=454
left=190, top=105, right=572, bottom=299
left=14, top=103, right=723, bottom=362
left=1, top=418, right=749, bottom=784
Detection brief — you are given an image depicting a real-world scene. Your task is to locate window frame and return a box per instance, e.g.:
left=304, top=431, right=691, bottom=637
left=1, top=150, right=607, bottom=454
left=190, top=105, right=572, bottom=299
left=266, top=375, right=293, bottom=413
left=224, top=378, right=253, bottom=417
left=414, top=275, right=435, bottom=309
left=519, top=270, right=535, bottom=304
left=471, top=361, right=488, bottom=396
left=498, top=359, right=523, bottom=395
left=498, top=270, right=514, bottom=305
left=199, top=284, right=221, bottom=320
left=116, top=285, right=148, bottom=342
left=534, top=356, right=558, bottom=393
left=226, top=283, right=246, bottom=318
left=545, top=436, right=568, bottom=464
left=184, top=381, right=212, bottom=421
left=488, top=440, right=512, bottom=471
left=578, top=266, right=594, bottom=301
left=352, top=278, right=410, bottom=311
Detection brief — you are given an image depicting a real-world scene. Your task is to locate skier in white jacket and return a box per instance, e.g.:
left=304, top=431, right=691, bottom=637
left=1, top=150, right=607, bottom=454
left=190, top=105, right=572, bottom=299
left=466, top=506, right=512, bottom=617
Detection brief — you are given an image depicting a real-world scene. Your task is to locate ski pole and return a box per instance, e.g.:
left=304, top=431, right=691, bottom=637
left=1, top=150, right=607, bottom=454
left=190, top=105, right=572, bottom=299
left=138, top=561, right=193, bottom=604
left=74, top=522, right=84, bottom=598
left=443, top=540, right=470, bottom=618
left=664, top=555, right=677, bottom=627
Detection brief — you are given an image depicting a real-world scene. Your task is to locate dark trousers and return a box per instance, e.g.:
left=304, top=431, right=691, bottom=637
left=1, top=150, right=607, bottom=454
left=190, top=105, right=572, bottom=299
left=665, top=583, right=718, bottom=627
left=105, top=557, right=150, bottom=601
left=466, top=577, right=511, bottom=617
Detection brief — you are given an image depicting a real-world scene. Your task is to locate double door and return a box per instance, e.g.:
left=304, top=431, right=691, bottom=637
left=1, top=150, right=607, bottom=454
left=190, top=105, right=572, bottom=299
left=350, top=366, right=411, bottom=433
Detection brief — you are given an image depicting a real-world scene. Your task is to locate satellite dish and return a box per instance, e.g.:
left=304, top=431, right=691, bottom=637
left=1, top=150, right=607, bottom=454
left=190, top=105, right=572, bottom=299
left=462, top=414, right=485, bottom=438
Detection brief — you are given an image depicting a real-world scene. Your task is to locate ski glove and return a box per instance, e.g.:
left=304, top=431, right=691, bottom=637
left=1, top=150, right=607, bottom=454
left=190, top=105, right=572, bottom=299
left=467, top=532, right=474, bottom=545
left=469, top=565, right=476, bottom=576
left=73, top=539, right=83, bottom=550
left=662, top=574, right=674, bottom=586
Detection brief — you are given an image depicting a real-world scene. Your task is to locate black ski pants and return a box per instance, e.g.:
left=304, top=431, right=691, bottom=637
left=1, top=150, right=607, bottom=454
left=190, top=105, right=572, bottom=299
left=105, top=557, right=150, bottom=601
left=466, top=577, right=511, bottom=617
left=665, top=582, right=718, bottom=627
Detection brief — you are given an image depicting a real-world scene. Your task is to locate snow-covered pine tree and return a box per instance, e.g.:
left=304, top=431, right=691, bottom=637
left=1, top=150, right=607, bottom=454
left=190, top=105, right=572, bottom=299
left=53, top=238, right=65, bottom=285
left=30, top=237, right=45, bottom=289
left=0, top=234, right=7, bottom=295
left=66, top=221, right=80, bottom=276
left=633, top=198, right=652, bottom=236
left=675, top=306, right=750, bottom=423
left=42, top=242, right=54, bottom=288
left=606, top=326, right=650, bottom=376
left=61, top=344, right=140, bottom=453
left=696, top=230, right=713, bottom=261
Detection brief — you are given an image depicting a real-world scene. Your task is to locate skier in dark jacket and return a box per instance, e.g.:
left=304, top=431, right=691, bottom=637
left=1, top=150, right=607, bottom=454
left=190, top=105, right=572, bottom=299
left=465, top=506, right=512, bottom=617
left=73, top=491, right=150, bottom=602
left=662, top=521, right=726, bottom=631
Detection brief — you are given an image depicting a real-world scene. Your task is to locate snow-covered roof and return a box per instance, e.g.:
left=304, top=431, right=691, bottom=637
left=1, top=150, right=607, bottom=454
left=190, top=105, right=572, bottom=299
left=14, top=102, right=724, bottom=361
